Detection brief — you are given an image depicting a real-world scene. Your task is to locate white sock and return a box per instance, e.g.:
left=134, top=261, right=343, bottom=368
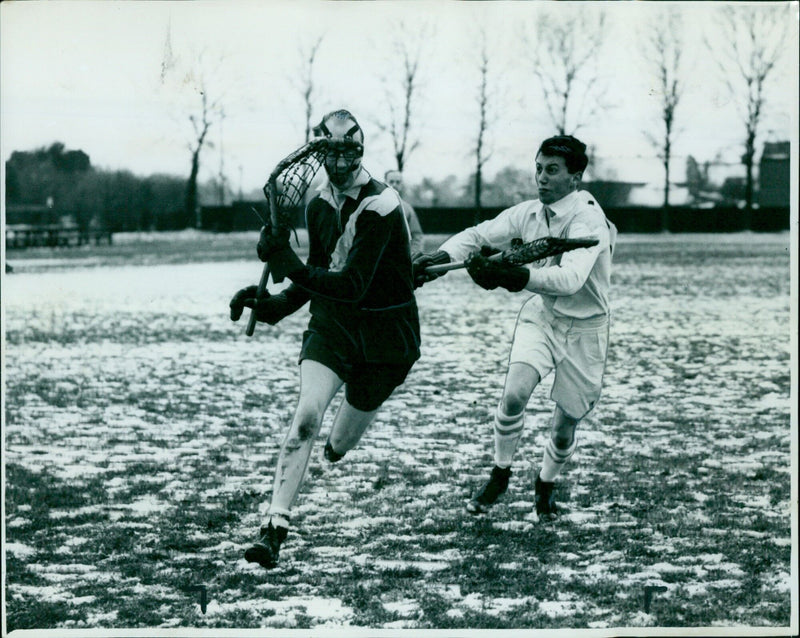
left=265, top=508, right=290, bottom=530
left=539, top=436, right=577, bottom=482
left=494, top=403, right=525, bottom=468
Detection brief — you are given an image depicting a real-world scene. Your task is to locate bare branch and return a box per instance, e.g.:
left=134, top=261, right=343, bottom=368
left=375, top=19, right=434, bottom=171
left=639, top=8, right=686, bottom=207
left=704, top=4, right=790, bottom=212
left=298, top=35, right=325, bottom=142
left=523, top=7, right=609, bottom=135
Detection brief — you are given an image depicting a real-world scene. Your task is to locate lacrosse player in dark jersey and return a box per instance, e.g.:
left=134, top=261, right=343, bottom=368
left=414, top=135, right=616, bottom=521
left=229, top=110, right=420, bottom=569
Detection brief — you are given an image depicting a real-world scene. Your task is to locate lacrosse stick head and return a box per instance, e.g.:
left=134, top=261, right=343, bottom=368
left=262, top=137, right=328, bottom=229
left=502, top=236, right=599, bottom=266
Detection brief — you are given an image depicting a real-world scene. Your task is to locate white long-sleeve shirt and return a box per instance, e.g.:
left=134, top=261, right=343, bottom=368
left=439, top=190, right=616, bottom=319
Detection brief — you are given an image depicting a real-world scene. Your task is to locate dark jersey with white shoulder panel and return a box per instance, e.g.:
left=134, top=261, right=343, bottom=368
left=280, top=169, right=420, bottom=365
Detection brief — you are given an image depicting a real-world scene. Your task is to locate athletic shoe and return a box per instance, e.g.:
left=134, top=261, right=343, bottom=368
left=244, top=522, right=288, bottom=569
left=534, top=472, right=558, bottom=521
left=466, top=465, right=511, bottom=514
left=323, top=440, right=345, bottom=463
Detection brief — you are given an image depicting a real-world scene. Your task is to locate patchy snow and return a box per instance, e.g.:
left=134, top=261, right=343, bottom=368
left=5, top=542, right=36, bottom=558
left=28, top=563, right=101, bottom=575
left=3, top=234, right=793, bottom=630
left=10, top=584, right=74, bottom=602
left=382, top=598, right=419, bottom=617
left=538, top=600, right=586, bottom=617
left=205, top=595, right=354, bottom=625
left=353, top=556, right=451, bottom=572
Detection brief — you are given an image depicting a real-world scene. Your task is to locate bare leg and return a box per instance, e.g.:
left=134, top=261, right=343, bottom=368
left=466, top=363, right=542, bottom=513
left=267, top=360, right=343, bottom=522
left=501, top=362, right=541, bottom=416
left=494, top=362, right=541, bottom=467
left=326, top=400, right=380, bottom=456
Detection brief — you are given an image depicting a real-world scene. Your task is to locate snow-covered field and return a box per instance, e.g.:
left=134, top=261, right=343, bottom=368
left=2, top=232, right=795, bottom=633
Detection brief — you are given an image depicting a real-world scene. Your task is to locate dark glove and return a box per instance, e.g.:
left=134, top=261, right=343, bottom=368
left=465, top=246, right=529, bottom=292
left=412, top=250, right=451, bottom=288
left=229, top=285, right=294, bottom=325
left=256, top=224, right=291, bottom=262
left=257, top=224, right=304, bottom=282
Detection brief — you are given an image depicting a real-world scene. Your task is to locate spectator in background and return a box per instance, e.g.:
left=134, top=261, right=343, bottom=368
left=385, top=169, right=425, bottom=256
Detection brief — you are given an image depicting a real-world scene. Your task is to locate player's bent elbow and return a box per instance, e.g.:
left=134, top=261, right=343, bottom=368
left=554, top=273, right=587, bottom=296
left=561, top=282, right=584, bottom=296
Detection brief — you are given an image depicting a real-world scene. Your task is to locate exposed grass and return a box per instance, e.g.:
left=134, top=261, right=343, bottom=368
left=3, top=232, right=794, bottom=632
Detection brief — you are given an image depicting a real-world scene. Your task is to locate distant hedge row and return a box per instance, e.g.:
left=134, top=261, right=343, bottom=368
left=201, top=202, right=790, bottom=234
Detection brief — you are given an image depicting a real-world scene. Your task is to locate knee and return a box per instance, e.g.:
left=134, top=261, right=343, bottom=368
left=292, top=409, right=322, bottom=441
left=501, top=381, right=530, bottom=416
left=551, top=415, right=579, bottom=449
left=500, top=392, right=526, bottom=418
left=551, top=430, right=574, bottom=450
left=501, top=365, right=537, bottom=416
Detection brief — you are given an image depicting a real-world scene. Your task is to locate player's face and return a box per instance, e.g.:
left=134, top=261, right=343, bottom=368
left=324, top=142, right=362, bottom=190
left=321, top=117, right=363, bottom=190
left=535, top=154, right=581, bottom=204
left=385, top=171, right=403, bottom=192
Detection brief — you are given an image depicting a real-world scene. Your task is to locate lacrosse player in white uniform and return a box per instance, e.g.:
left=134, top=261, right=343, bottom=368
left=385, top=169, right=425, bottom=256
left=414, top=135, right=616, bottom=520
left=230, top=110, right=420, bottom=568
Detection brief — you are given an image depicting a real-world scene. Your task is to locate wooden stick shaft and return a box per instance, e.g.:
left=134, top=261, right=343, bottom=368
left=425, top=253, right=504, bottom=275
left=245, top=262, right=270, bottom=337
left=246, top=181, right=280, bottom=336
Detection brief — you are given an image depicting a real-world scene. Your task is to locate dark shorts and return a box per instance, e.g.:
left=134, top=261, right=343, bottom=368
left=299, top=314, right=417, bottom=412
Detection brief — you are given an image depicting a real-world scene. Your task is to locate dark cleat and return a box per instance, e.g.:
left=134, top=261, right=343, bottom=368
left=534, top=472, right=558, bottom=521
left=323, top=440, right=345, bottom=463
left=466, top=466, right=511, bottom=514
left=244, top=522, right=288, bottom=569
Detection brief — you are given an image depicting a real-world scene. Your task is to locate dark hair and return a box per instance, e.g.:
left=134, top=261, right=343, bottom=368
left=537, top=135, right=588, bottom=174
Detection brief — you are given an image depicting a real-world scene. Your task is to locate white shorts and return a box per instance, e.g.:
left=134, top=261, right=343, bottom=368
left=509, top=295, right=609, bottom=419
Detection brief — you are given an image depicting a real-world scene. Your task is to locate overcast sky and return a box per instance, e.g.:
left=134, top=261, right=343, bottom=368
left=1, top=1, right=797, bottom=195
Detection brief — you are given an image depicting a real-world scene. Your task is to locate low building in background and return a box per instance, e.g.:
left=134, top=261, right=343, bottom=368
left=758, top=141, right=790, bottom=208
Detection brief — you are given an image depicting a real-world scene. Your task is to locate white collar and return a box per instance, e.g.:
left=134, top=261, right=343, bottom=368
left=318, top=167, right=371, bottom=204
left=538, top=189, right=580, bottom=220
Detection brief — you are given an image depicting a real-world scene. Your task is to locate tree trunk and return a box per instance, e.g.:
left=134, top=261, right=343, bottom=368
left=743, top=129, right=756, bottom=230
left=474, top=168, right=483, bottom=226
left=661, top=157, right=671, bottom=232
left=186, top=149, right=200, bottom=229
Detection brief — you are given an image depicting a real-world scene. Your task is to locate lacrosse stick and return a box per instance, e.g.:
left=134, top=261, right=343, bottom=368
left=425, top=236, right=600, bottom=275
left=245, top=137, right=328, bottom=336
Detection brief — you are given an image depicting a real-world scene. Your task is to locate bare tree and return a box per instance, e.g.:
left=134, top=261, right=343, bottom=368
left=705, top=5, right=790, bottom=218
left=160, top=23, right=227, bottom=228
left=472, top=26, right=495, bottom=223
left=522, top=6, right=609, bottom=135
left=185, top=80, right=223, bottom=228
left=294, top=35, right=325, bottom=143
left=640, top=9, right=685, bottom=211
left=215, top=107, right=229, bottom=205
left=377, top=21, right=433, bottom=172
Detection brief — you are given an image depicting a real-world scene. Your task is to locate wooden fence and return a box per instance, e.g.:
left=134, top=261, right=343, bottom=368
left=5, top=225, right=113, bottom=249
